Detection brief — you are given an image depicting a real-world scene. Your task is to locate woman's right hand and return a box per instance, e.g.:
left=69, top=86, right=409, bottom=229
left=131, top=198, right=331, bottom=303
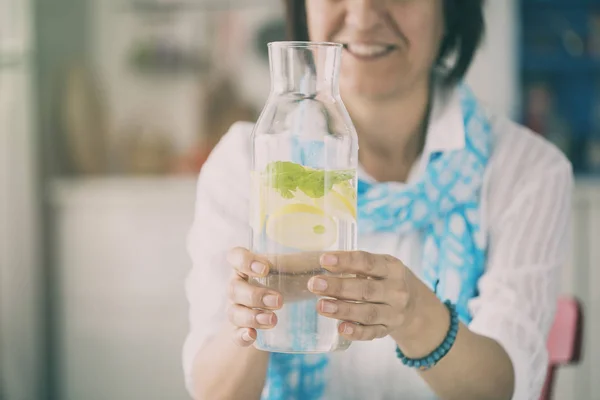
left=226, top=247, right=282, bottom=347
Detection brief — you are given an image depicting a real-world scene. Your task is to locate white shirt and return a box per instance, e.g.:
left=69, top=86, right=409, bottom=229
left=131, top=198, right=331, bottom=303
left=183, top=84, right=573, bottom=400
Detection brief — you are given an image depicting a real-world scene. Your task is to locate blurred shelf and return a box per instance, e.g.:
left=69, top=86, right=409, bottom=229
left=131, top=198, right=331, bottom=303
left=574, top=174, right=600, bottom=191
left=49, top=176, right=198, bottom=208
left=520, top=0, right=600, bottom=171
left=523, top=56, right=600, bottom=73
left=117, top=0, right=280, bottom=14
left=522, top=0, right=600, bottom=7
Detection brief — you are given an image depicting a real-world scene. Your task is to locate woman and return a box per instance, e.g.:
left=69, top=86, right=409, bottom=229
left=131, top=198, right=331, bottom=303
left=183, top=1, right=572, bottom=399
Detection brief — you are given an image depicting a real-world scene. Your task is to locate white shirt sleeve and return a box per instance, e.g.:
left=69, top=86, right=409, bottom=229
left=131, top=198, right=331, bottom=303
left=182, top=122, right=254, bottom=396
left=468, top=123, right=574, bottom=400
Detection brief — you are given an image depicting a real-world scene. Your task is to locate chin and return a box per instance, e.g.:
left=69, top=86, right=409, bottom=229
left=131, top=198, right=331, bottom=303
left=339, top=56, right=415, bottom=100
left=341, top=76, right=405, bottom=101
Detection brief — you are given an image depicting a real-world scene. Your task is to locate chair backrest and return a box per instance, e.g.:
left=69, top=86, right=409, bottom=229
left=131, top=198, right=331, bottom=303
left=539, top=297, right=583, bottom=400
left=548, top=297, right=582, bottom=364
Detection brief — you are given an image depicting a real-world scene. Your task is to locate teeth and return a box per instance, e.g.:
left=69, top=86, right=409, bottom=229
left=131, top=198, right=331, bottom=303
left=346, top=43, right=390, bottom=57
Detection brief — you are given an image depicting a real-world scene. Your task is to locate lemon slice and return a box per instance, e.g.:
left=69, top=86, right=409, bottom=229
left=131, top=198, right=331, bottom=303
left=250, top=187, right=317, bottom=233
left=266, top=203, right=338, bottom=251
left=327, top=189, right=357, bottom=219
left=313, top=187, right=356, bottom=221
left=336, top=181, right=357, bottom=203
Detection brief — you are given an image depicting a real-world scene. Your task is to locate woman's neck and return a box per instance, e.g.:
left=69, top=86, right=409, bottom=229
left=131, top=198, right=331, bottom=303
left=344, top=80, right=431, bottom=183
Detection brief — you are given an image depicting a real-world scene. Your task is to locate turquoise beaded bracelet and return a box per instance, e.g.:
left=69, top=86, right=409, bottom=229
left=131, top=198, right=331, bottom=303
left=395, top=300, right=459, bottom=371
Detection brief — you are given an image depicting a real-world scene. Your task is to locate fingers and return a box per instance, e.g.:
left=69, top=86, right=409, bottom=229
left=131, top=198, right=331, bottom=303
left=265, top=252, right=322, bottom=274
left=227, top=247, right=271, bottom=277
left=233, top=327, right=257, bottom=347
left=308, top=275, right=389, bottom=303
left=229, top=274, right=282, bottom=310
left=227, top=304, right=278, bottom=330
left=338, top=321, right=388, bottom=341
left=317, top=299, right=398, bottom=326
left=320, top=251, right=400, bottom=279
left=227, top=247, right=323, bottom=276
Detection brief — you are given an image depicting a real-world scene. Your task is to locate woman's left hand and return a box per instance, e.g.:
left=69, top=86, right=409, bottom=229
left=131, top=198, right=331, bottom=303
left=308, top=251, right=418, bottom=341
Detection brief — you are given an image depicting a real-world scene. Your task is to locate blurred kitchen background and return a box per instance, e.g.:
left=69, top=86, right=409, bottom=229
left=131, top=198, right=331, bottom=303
left=1, top=0, right=599, bottom=399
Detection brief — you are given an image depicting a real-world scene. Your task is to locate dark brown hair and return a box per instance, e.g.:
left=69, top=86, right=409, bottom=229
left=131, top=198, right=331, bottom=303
left=284, top=0, right=485, bottom=85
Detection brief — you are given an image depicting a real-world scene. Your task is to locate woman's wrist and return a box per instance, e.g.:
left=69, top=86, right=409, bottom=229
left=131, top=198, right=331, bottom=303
left=390, top=275, right=452, bottom=359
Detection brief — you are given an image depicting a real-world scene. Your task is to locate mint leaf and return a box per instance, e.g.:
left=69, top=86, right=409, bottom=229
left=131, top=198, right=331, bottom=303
left=265, top=161, right=305, bottom=198
left=263, top=161, right=354, bottom=199
left=266, top=161, right=305, bottom=176
left=328, top=170, right=354, bottom=185
left=279, top=188, right=295, bottom=199
left=298, top=170, right=330, bottom=198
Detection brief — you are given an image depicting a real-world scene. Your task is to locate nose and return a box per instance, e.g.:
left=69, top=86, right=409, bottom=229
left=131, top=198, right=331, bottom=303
left=345, top=0, right=384, bottom=32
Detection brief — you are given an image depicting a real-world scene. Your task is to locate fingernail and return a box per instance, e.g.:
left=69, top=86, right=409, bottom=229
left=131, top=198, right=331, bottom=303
left=263, top=294, right=279, bottom=308
left=321, top=301, right=338, bottom=314
left=321, top=254, right=338, bottom=266
left=343, top=324, right=354, bottom=334
left=256, top=313, right=273, bottom=326
left=242, top=330, right=253, bottom=342
left=309, top=278, right=328, bottom=292
left=251, top=261, right=267, bottom=275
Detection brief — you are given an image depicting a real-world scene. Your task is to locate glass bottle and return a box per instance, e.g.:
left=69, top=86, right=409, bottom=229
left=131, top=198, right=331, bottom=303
left=249, top=41, right=358, bottom=353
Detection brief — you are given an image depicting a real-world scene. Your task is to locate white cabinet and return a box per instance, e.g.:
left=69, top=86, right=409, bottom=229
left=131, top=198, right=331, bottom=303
left=51, top=178, right=197, bottom=400
left=51, top=177, right=600, bottom=400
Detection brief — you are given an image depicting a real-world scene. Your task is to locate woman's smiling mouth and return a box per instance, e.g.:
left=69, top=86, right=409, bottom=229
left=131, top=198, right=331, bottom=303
left=343, top=43, right=397, bottom=60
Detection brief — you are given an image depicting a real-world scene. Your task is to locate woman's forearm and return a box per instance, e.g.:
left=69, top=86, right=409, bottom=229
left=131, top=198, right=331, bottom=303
left=392, top=277, right=514, bottom=400
left=192, top=325, right=270, bottom=400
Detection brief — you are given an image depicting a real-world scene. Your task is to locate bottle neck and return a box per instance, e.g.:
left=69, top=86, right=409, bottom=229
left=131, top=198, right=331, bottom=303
left=268, top=43, right=341, bottom=97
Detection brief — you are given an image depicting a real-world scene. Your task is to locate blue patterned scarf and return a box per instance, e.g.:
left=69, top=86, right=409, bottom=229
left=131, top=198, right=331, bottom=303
left=261, top=84, right=493, bottom=400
